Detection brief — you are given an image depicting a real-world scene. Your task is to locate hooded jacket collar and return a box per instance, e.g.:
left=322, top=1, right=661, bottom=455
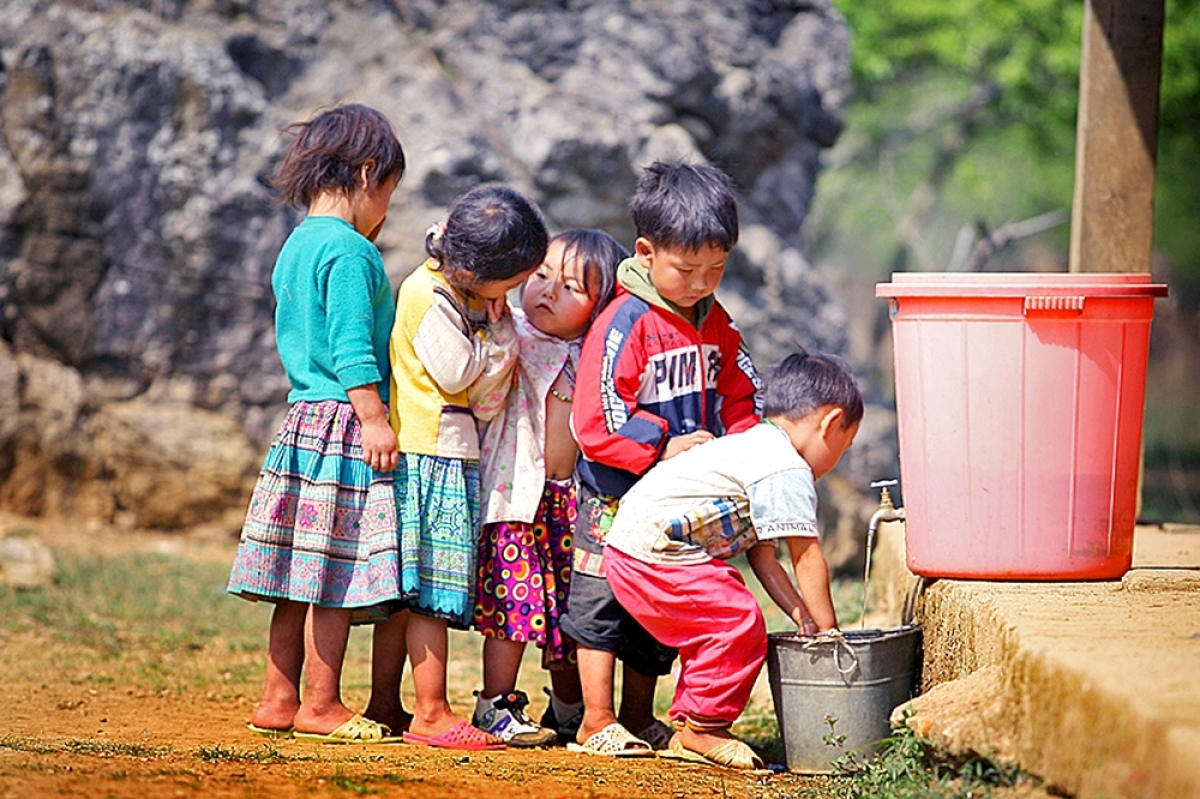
left=616, top=256, right=714, bottom=326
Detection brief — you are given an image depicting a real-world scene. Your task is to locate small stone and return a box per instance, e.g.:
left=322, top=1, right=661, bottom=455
left=0, top=535, right=57, bottom=589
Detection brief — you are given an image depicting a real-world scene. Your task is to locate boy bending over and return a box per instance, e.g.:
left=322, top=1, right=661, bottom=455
left=603, top=350, right=862, bottom=769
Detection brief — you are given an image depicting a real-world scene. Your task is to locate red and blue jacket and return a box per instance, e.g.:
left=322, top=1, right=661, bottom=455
left=573, top=261, right=762, bottom=498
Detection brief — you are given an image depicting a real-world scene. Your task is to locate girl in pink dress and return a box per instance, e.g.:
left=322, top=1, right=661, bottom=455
left=468, top=230, right=626, bottom=747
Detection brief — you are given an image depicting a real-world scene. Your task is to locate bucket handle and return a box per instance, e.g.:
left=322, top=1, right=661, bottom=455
left=1024, top=296, right=1084, bottom=314
left=802, top=630, right=860, bottom=676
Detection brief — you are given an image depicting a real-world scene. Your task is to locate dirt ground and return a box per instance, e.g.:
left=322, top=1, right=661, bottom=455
left=0, top=513, right=1067, bottom=799
left=0, top=516, right=841, bottom=799
left=0, top=689, right=813, bottom=799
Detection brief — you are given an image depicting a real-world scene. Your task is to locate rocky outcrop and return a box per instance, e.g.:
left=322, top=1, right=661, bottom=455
left=0, top=0, right=878, bottom=538
left=0, top=340, right=261, bottom=528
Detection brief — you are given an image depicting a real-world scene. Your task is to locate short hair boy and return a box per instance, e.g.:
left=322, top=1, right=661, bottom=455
left=603, top=350, right=863, bottom=769
left=558, top=161, right=761, bottom=755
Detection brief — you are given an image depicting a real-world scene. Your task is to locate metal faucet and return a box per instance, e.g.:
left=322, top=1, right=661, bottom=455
left=861, top=479, right=905, bottom=627
left=868, top=479, right=905, bottom=537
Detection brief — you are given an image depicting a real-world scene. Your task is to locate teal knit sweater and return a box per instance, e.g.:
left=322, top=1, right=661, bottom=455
left=272, top=216, right=395, bottom=404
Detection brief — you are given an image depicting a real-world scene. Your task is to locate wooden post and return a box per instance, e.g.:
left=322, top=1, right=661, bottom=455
left=1069, top=0, right=1165, bottom=274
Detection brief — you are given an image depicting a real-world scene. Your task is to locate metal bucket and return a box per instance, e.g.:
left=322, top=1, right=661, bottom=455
left=766, top=624, right=922, bottom=773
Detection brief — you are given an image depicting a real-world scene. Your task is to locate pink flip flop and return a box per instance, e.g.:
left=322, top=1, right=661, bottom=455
left=403, top=721, right=505, bottom=751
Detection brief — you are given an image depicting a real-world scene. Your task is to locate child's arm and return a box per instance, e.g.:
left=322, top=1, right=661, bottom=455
left=746, top=543, right=813, bottom=633
left=409, top=293, right=515, bottom=397
left=747, top=539, right=837, bottom=634
left=745, top=461, right=837, bottom=633
left=786, top=536, right=838, bottom=632
left=662, top=429, right=715, bottom=459
left=467, top=312, right=519, bottom=423
left=320, top=257, right=398, bottom=472
left=346, top=383, right=399, bottom=473
left=573, top=319, right=671, bottom=476
left=714, top=318, right=762, bottom=434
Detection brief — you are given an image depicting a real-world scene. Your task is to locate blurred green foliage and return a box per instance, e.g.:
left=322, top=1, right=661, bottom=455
left=1160, top=0, right=1200, bottom=138
left=844, top=0, right=1083, bottom=141
left=813, top=0, right=1200, bottom=294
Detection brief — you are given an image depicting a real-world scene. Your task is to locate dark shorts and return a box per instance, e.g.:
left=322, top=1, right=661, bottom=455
left=557, top=481, right=677, bottom=677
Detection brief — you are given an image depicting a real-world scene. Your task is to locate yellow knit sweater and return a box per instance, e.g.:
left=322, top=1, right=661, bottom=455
left=388, top=260, right=516, bottom=459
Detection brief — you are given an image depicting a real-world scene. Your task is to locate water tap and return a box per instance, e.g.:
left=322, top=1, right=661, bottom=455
left=861, top=479, right=905, bottom=628
left=868, top=479, right=905, bottom=536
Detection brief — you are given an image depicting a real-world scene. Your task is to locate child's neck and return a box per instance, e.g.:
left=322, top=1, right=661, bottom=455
left=307, top=192, right=354, bottom=224
left=530, top=323, right=578, bottom=345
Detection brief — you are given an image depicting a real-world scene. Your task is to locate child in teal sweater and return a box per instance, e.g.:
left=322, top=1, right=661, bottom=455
left=228, top=104, right=406, bottom=743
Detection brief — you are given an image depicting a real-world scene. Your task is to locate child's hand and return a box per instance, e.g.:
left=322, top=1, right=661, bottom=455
left=345, top=384, right=399, bottom=473
left=360, top=418, right=399, bottom=473
left=787, top=536, right=839, bottom=632
left=484, top=296, right=509, bottom=325
left=663, top=430, right=715, bottom=460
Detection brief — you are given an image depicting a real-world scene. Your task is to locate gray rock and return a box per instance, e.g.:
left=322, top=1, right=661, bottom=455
left=0, top=0, right=882, bottom=536
left=0, top=348, right=259, bottom=528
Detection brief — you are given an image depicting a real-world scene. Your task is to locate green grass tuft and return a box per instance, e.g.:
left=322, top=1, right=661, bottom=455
left=0, top=736, right=172, bottom=759
left=823, top=710, right=1041, bottom=799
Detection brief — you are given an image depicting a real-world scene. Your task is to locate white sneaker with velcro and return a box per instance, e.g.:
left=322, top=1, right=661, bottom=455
left=472, top=690, right=558, bottom=748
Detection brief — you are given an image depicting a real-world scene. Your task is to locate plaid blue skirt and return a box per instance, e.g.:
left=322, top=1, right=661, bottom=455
left=396, top=453, right=481, bottom=630
left=227, top=400, right=403, bottom=611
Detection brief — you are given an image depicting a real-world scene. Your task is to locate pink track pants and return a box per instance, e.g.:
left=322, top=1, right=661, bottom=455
left=605, top=547, right=767, bottom=726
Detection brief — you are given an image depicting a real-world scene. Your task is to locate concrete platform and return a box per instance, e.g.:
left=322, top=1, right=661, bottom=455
left=893, top=524, right=1200, bottom=798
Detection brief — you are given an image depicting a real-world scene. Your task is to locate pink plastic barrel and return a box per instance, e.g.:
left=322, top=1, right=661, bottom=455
left=876, top=273, right=1168, bottom=580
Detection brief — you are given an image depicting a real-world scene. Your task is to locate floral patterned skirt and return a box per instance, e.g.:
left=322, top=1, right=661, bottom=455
left=226, top=400, right=402, bottom=610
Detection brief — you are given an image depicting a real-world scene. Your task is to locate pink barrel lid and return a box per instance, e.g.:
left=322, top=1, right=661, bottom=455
left=876, top=272, right=1169, bottom=298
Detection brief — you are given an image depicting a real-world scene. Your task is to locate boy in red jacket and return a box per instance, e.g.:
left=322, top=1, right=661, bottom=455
left=557, top=161, right=761, bottom=756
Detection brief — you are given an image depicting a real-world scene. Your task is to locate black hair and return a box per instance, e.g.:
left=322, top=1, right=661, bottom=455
left=427, top=184, right=549, bottom=286
left=628, top=160, right=739, bottom=253
left=763, top=349, right=864, bottom=427
left=272, top=104, right=405, bottom=209
left=549, top=228, right=629, bottom=323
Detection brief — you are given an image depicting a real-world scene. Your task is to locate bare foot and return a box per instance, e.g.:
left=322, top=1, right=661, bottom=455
left=678, top=723, right=737, bottom=756
left=249, top=698, right=300, bottom=733
left=406, top=704, right=470, bottom=739
left=291, top=702, right=356, bottom=736
left=574, top=709, right=620, bottom=745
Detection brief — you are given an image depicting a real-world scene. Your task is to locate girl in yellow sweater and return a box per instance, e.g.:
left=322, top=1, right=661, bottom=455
left=364, top=185, right=548, bottom=751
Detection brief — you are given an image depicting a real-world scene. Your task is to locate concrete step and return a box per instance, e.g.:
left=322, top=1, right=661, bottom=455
left=895, top=524, right=1200, bottom=798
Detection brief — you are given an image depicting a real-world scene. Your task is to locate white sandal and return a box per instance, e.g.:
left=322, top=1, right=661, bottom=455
left=661, top=731, right=765, bottom=770
left=566, top=723, right=654, bottom=757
